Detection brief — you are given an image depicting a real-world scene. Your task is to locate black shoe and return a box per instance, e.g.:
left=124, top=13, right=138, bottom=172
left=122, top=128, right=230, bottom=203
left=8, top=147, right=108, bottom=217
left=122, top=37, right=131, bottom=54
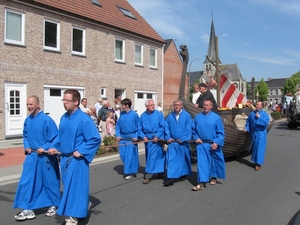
left=156, top=173, right=164, bottom=179
left=179, top=175, right=187, bottom=181
left=163, top=179, right=174, bottom=187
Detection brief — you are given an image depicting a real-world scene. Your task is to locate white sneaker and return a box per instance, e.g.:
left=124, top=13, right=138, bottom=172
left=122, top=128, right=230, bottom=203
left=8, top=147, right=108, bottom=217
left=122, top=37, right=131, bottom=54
left=45, top=206, right=57, bottom=217
left=124, top=175, right=133, bottom=180
left=15, top=209, right=36, bottom=221
left=88, top=201, right=93, bottom=211
left=65, top=216, right=78, bottom=225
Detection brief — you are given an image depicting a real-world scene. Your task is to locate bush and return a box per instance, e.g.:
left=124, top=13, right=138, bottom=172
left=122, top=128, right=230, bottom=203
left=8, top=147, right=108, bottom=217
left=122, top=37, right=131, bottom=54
left=96, top=136, right=118, bottom=156
left=271, top=111, right=281, bottom=120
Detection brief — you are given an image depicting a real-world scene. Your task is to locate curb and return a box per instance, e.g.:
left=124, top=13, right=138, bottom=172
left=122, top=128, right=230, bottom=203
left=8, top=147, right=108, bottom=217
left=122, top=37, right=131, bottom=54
left=0, top=149, right=145, bottom=186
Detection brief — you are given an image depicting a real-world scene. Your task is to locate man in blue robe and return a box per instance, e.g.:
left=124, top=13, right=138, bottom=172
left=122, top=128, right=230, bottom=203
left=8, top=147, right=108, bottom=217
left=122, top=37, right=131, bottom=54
left=192, top=99, right=226, bottom=191
left=138, top=99, right=165, bottom=184
left=243, top=101, right=270, bottom=171
left=13, top=95, right=60, bottom=221
left=116, top=98, right=139, bottom=180
left=50, top=90, right=101, bottom=225
left=164, top=100, right=192, bottom=186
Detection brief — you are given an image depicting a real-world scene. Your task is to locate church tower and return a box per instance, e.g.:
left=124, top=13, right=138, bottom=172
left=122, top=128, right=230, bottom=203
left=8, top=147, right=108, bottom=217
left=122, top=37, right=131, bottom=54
left=203, top=19, right=221, bottom=79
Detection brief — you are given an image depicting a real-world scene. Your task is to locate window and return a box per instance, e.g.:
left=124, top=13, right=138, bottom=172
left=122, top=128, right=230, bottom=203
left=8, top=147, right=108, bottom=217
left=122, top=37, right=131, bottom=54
left=50, top=89, right=61, bottom=96
left=275, top=90, right=278, bottom=95
left=72, top=27, right=85, bottom=55
left=147, top=94, right=153, bottom=99
left=44, top=19, right=60, bottom=51
left=9, top=90, right=20, bottom=115
left=5, top=9, right=25, bottom=45
left=101, top=88, right=106, bottom=98
left=115, top=39, right=125, bottom=62
left=150, top=48, right=157, bottom=68
left=91, top=0, right=101, bottom=7
left=135, top=44, right=143, bottom=65
left=137, top=93, right=143, bottom=99
left=117, top=6, right=136, bottom=19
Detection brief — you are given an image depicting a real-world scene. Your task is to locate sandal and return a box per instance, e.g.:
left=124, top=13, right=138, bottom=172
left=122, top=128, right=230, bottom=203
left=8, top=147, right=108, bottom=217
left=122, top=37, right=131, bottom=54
left=209, top=178, right=217, bottom=185
left=191, top=184, right=204, bottom=191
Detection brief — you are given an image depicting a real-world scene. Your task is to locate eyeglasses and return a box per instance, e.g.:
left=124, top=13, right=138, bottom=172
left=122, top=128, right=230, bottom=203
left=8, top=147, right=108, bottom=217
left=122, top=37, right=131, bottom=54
left=61, top=99, right=75, bottom=103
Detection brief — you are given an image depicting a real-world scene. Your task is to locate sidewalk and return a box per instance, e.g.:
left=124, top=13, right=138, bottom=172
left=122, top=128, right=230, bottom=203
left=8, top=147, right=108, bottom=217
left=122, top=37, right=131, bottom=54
left=0, top=138, right=145, bottom=186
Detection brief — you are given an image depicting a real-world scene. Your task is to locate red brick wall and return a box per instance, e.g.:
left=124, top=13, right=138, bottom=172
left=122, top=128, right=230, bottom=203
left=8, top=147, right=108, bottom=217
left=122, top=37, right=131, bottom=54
left=163, top=41, right=188, bottom=111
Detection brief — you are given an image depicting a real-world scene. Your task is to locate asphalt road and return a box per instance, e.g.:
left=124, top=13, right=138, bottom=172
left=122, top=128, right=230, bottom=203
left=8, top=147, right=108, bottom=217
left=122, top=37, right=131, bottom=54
left=1, top=120, right=300, bottom=225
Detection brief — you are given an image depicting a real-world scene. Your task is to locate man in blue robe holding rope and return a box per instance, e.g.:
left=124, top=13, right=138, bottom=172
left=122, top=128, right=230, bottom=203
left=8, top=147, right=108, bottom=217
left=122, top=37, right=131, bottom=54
left=164, top=100, right=192, bottom=186
left=192, top=99, right=226, bottom=191
left=243, top=101, right=270, bottom=171
left=116, top=98, right=140, bottom=180
left=139, top=99, right=165, bottom=184
left=13, top=95, right=60, bottom=221
left=50, top=89, right=101, bottom=225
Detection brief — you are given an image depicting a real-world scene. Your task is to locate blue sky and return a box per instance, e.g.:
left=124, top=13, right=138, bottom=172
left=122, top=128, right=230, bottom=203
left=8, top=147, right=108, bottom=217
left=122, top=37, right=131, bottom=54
left=127, top=0, right=300, bottom=82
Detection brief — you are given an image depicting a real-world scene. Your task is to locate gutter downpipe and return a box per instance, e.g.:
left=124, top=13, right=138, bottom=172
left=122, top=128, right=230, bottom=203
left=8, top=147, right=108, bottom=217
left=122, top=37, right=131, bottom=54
left=161, top=43, right=165, bottom=109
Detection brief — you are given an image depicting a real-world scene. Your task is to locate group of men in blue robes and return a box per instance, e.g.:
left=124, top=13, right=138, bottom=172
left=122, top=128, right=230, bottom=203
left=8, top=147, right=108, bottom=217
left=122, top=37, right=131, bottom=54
left=14, top=90, right=101, bottom=225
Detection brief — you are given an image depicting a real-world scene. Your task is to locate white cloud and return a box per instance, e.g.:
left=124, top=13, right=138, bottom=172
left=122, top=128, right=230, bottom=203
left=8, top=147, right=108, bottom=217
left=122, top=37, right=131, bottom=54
left=236, top=53, right=297, bottom=66
left=249, top=0, right=300, bottom=15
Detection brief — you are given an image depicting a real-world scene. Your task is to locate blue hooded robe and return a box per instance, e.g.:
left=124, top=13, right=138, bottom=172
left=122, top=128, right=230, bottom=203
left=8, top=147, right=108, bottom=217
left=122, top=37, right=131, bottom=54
left=244, top=109, right=270, bottom=165
left=192, top=111, right=226, bottom=183
left=116, top=110, right=140, bottom=176
left=13, top=111, right=60, bottom=210
left=138, top=110, right=165, bottom=174
left=165, top=109, right=192, bottom=179
left=56, top=109, right=101, bottom=218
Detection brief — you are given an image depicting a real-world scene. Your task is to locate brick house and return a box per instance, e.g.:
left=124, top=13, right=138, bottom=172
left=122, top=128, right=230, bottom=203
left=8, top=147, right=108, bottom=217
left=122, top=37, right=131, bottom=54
left=163, top=39, right=187, bottom=112
left=0, top=0, right=165, bottom=139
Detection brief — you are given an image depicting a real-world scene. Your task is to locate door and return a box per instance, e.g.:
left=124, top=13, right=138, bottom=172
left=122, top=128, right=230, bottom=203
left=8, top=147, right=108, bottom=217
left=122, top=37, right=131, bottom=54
left=5, top=82, right=27, bottom=137
left=134, top=91, right=157, bottom=116
left=44, top=86, right=84, bottom=126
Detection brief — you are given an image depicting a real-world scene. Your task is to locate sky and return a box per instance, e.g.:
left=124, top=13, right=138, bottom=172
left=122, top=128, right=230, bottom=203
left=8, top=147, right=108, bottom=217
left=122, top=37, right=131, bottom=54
left=127, top=0, right=300, bottom=82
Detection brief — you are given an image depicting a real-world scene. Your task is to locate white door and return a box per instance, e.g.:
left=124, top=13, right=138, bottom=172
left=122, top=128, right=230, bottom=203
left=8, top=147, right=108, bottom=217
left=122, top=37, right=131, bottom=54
left=44, top=86, right=84, bottom=126
left=134, top=91, right=157, bottom=116
left=5, top=82, right=27, bottom=137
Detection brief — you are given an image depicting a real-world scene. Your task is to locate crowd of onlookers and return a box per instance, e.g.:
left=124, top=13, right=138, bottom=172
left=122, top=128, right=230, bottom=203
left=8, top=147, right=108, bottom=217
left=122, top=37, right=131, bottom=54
left=79, top=96, right=166, bottom=142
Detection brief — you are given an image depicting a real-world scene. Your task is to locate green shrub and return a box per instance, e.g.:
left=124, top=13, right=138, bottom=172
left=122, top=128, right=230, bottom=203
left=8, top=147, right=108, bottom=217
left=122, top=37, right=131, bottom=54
left=271, top=111, right=281, bottom=120
left=96, top=136, right=118, bottom=156
left=281, top=113, right=287, bottom=118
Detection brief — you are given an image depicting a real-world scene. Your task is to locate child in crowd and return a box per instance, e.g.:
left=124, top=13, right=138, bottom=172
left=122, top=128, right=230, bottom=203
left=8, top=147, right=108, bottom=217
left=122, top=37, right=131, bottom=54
left=106, top=111, right=115, bottom=136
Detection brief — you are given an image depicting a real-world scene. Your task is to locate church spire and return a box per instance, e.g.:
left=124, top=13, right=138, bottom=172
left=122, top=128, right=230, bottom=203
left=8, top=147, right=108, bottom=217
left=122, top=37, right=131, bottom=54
left=204, top=19, right=221, bottom=64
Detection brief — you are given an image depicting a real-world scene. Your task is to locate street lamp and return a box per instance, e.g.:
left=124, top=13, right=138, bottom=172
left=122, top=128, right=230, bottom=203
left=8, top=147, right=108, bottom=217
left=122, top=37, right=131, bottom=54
left=188, top=57, right=199, bottom=93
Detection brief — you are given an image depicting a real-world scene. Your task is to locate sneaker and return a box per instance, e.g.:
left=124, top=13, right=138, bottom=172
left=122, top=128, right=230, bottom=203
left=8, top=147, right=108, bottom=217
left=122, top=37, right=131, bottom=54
left=88, top=201, right=93, bottom=211
left=45, top=206, right=57, bottom=217
left=65, top=216, right=78, bottom=225
left=124, top=175, right=133, bottom=180
left=15, top=209, right=36, bottom=221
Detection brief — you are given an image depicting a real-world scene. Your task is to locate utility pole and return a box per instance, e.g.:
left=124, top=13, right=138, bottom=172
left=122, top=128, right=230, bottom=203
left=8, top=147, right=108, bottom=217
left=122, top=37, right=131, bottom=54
left=215, top=36, right=220, bottom=107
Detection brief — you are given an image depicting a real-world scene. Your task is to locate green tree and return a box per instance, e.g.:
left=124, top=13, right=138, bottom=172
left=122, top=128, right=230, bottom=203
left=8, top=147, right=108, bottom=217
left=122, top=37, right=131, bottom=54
left=281, top=71, right=300, bottom=95
left=254, top=78, right=268, bottom=101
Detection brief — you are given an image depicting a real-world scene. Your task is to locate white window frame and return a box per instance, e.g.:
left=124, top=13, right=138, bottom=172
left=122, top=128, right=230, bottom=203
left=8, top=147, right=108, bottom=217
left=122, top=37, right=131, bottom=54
left=101, top=88, right=107, bottom=98
left=150, top=47, right=157, bottom=68
left=72, top=26, right=85, bottom=55
left=115, top=38, right=125, bottom=62
left=4, top=9, right=25, bottom=46
left=135, top=43, right=143, bottom=66
left=43, top=19, right=60, bottom=51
